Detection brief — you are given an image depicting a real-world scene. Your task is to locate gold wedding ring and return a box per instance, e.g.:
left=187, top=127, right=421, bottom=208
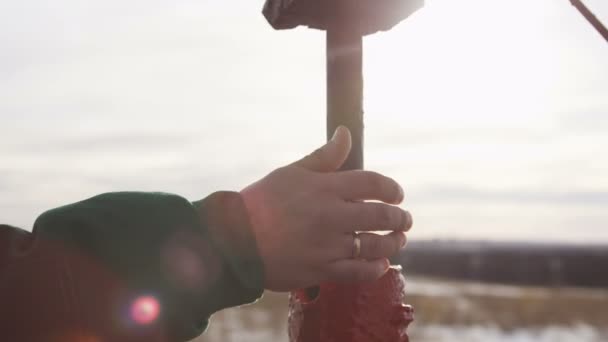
left=352, top=232, right=361, bottom=259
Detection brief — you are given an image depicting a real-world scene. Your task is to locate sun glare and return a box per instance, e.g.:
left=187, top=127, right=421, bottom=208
left=366, top=0, right=566, bottom=127
left=130, top=296, right=161, bottom=325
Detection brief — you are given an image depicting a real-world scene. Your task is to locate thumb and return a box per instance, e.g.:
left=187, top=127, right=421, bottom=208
left=291, top=126, right=352, bottom=172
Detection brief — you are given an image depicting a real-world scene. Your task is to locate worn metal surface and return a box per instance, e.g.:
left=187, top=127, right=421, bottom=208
left=288, top=267, right=414, bottom=342
left=326, top=22, right=364, bottom=171
left=263, top=0, right=423, bottom=36
left=262, top=1, right=421, bottom=340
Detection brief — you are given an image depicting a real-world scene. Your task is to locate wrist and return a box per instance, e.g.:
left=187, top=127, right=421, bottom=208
left=239, top=183, right=266, bottom=238
left=193, top=191, right=265, bottom=308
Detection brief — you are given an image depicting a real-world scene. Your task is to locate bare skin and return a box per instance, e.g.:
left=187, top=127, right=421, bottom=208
left=241, top=126, right=413, bottom=292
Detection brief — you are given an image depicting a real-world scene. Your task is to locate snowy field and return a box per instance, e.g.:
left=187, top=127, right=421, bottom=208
left=205, top=323, right=607, bottom=342
left=200, top=277, right=608, bottom=342
left=410, top=324, right=607, bottom=342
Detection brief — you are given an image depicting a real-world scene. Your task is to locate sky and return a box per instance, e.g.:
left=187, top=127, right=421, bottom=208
left=1, top=0, right=607, bottom=244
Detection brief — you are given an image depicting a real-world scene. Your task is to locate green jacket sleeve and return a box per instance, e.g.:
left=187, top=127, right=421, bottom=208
left=0, top=191, right=264, bottom=341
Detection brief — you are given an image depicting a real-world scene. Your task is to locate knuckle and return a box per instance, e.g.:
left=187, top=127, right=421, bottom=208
left=339, top=235, right=353, bottom=259
left=366, top=235, right=384, bottom=256
left=385, top=236, right=400, bottom=255
left=266, top=168, right=285, bottom=181
left=315, top=207, right=331, bottom=227
left=389, top=235, right=401, bottom=254
left=380, top=175, right=398, bottom=198
left=365, top=171, right=384, bottom=189
left=320, top=177, right=337, bottom=194
left=393, top=208, right=405, bottom=230
left=359, top=171, right=401, bottom=202
left=374, top=205, right=392, bottom=227
left=389, top=207, right=402, bottom=228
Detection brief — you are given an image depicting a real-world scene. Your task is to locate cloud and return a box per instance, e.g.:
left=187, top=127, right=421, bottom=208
left=416, top=185, right=608, bottom=206
left=1, top=0, right=607, bottom=239
left=12, top=133, right=193, bottom=155
left=558, top=107, right=608, bottom=134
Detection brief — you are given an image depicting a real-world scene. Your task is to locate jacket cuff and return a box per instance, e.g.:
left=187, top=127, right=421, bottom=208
left=193, top=191, right=265, bottom=313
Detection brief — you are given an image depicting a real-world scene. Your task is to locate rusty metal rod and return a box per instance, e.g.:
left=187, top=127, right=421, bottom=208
left=570, top=0, right=608, bottom=43
left=304, top=19, right=365, bottom=302
left=326, top=21, right=364, bottom=170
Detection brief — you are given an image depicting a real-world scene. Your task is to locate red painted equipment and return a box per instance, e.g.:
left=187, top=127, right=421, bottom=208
left=262, top=0, right=422, bottom=340
left=288, top=267, right=414, bottom=342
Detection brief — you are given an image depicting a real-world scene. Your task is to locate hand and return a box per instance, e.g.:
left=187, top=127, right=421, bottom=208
left=240, top=126, right=413, bottom=292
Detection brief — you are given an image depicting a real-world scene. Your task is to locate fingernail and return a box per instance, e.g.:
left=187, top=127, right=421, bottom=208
left=331, top=126, right=341, bottom=141
left=398, top=186, right=404, bottom=203
left=403, top=211, right=413, bottom=231
left=400, top=232, right=408, bottom=249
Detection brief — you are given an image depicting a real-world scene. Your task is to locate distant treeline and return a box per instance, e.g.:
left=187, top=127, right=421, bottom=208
left=393, top=240, right=608, bottom=288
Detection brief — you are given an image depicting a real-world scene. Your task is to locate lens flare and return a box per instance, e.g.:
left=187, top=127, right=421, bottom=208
left=130, top=296, right=160, bottom=325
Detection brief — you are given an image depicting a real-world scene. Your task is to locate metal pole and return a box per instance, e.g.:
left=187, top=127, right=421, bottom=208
left=326, top=21, right=364, bottom=170
left=302, top=17, right=365, bottom=303
left=570, top=0, right=608, bottom=43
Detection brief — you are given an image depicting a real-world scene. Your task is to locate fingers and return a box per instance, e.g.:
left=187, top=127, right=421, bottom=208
left=335, top=201, right=413, bottom=232
left=358, top=232, right=406, bottom=260
left=330, top=170, right=404, bottom=204
left=290, top=126, right=352, bottom=173
left=331, top=231, right=406, bottom=261
left=324, top=258, right=390, bottom=283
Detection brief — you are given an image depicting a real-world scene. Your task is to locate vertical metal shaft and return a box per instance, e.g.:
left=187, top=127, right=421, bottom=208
left=302, top=22, right=364, bottom=303
left=326, top=24, right=364, bottom=170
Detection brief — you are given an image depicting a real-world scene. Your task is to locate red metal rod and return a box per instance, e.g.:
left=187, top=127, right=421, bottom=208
left=570, top=0, right=608, bottom=43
